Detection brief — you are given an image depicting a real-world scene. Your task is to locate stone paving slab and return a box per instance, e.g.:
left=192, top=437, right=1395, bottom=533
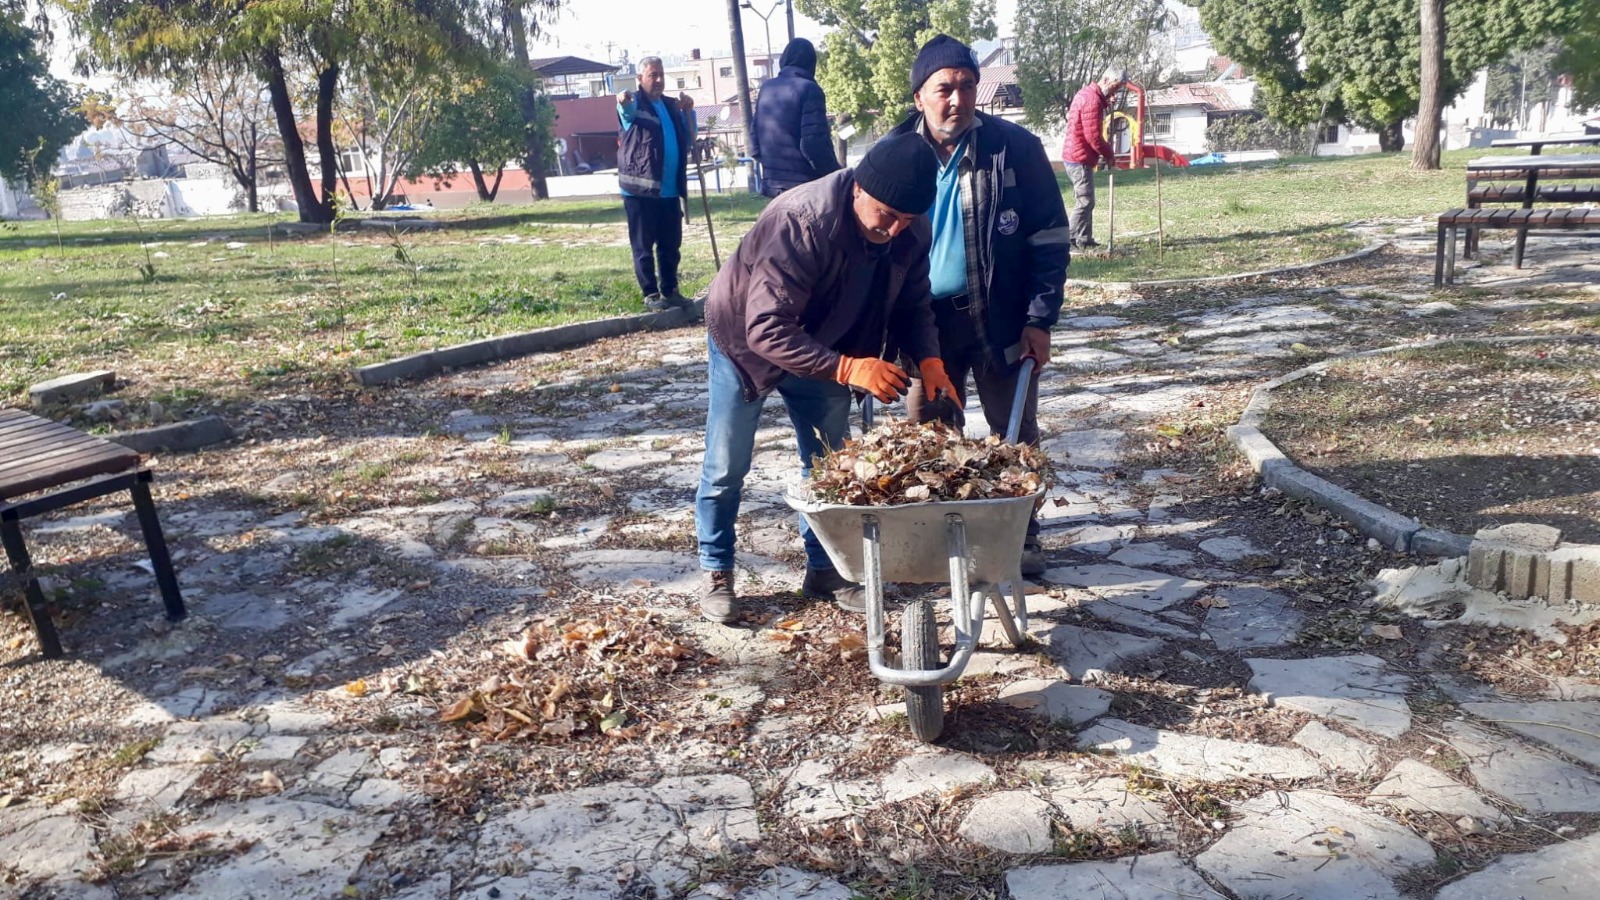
left=1022, top=767, right=1173, bottom=836
left=1445, top=722, right=1600, bottom=813
left=1028, top=622, right=1166, bottom=681
left=1196, top=790, right=1433, bottom=900
left=779, top=760, right=881, bottom=823
left=0, top=802, right=102, bottom=885
left=957, top=791, right=1053, bottom=853
left=1435, top=830, right=1600, bottom=900
left=167, top=797, right=392, bottom=900
left=1247, top=653, right=1413, bottom=738
left=1007, top=851, right=1224, bottom=900
left=1370, top=759, right=1507, bottom=823
left=1076, top=719, right=1325, bottom=781
left=1203, top=586, right=1306, bottom=651
left=880, top=751, right=997, bottom=803
left=1460, top=700, right=1600, bottom=768
left=1292, top=721, right=1381, bottom=775
left=689, top=866, right=855, bottom=899
left=997, top=679, right=1112, bottom=724
left=1040, top=564, right=1207, bottom=612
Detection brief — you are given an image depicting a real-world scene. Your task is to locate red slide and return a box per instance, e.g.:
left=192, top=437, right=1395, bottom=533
left=1140, top=144, right=1190, bottom=167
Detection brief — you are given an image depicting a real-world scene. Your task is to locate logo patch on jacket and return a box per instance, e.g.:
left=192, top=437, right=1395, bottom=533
left=997, top=209, right=1019, bottom=235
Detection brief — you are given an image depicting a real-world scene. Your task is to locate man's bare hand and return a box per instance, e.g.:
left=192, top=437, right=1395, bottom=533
left=617, top=90, right=634, bottom=105
left=1020, top=326, right=1051, bottom=367
left=678, top=92, right=695, bottom=111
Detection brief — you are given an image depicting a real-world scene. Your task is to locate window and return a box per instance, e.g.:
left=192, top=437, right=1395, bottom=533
left=676, top=77, right=687, bottom=89
left=1318, top=123, right=1341, bottom=144
left=1149, top=113, right=1172, bottom=136
left=719, top=66, right=733, bottom=77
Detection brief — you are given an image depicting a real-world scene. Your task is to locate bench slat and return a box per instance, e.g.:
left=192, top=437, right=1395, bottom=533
left=0, top=444, right=141, bottom=500
left=0, top=425, right=120, bottom=459
left=0, top=410, right=140, bottom=499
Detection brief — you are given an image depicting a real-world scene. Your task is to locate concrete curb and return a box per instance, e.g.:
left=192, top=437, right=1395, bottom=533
left=1065, top=240, right=1388, bottom=291
left=111, top=415, right=234, bottom=454
left=1228, top=334, right=1600, bottom=557
left=353, top=301, right=703, bottom=386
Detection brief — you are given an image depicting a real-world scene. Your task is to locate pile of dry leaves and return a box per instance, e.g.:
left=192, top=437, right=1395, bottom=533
left=436, top=607, right=701, bottom=742
left=807, top=419, right=1048, bottom=506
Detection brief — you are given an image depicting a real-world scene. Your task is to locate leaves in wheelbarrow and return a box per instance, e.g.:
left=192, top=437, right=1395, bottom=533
left=808, top=419, right=1049, bottom=506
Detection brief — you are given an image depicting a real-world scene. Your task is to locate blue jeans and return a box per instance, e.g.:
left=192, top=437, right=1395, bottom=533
left=695, top=336, right=850, bottom=572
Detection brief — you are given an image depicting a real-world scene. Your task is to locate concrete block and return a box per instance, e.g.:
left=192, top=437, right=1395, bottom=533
left=1505, top=549, right=1542, bottom=597
left=111, top=415, right=233, bottom=453
left=1225, top=424, right=1290, bottom=474
left=1266, top=466, right=1419, bottom=551
left=1466, top=543, right=1503, bottom=591
left=352, top=352, right=438, bottom=385
left=30, top=370, right=115, bottom=407
left=1474, top=523, right=1561, bottom=551
left=1570, top=551, right=1600, bottom=604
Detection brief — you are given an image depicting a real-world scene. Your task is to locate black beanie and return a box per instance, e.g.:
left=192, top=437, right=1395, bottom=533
left=910, top=34, right=980, bottom=94
left=854, top=133, right=938, bottom=215
left=779, top=38, right=816, bottom=73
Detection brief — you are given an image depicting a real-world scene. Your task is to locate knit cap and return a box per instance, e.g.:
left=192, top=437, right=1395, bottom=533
left=853, top=133, right=938, bottom=215
left=910, top=34, right=980, bottom=94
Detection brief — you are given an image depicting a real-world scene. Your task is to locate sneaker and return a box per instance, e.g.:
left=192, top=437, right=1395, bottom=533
left=644, top=293, right=674, bottom=311
left=700, top=570, right=738, bottom=624
left=1021, top=539, right=1047, bottom=577
left=661, top=290, right=693, bottom=308
left=1074, top=238, right=1101, bottom=249
left=803, top=567, right=866, bottom=613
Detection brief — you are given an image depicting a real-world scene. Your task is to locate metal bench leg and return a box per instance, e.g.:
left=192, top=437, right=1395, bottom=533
left=1445, top=225, right=1458, bottom=286
left=130, top=473, right=185, bottom=621
left=0, top=517, right=64, bottom=659
left=1435, top=222, right=1448, bottom=286
left=1513, top=226, right=1528, bottom=269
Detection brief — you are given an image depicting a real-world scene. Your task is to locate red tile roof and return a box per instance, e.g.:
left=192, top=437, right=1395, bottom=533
left=1145, top=83, right=1249, bottom=112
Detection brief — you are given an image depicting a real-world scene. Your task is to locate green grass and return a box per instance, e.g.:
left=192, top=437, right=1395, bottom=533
left=0, top=149, right=1502, bottom=402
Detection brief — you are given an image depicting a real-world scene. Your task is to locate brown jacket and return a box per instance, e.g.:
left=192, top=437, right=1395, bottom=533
left=706, top=169, right=940, bottom=401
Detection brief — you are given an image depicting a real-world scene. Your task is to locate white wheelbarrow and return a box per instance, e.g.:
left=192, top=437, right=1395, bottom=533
left=785, top=360, right=1041, bottom=742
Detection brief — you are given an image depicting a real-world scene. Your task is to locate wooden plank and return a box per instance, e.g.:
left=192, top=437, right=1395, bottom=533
left=0, top=416, right=65, bottom=445
left=0, top=426, right=116, bottom=459
left=0, top=443, right=138, bottom=492
left=0, top=439, right=136, bottom=482
left=0, top=445, right=139, bottom=498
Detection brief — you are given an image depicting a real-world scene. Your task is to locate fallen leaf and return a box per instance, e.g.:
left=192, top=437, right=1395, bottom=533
left=260, top=771, right=284, bottom=793
left=1370, top=624, right=1403, bottom=640
left=599, top=710, right=627, bottom=733
left=0, top=794, right=14, bottom=809
left=1195, top=596, right=1230, bottom=609
left=344, top=678, right=368, bottom=697
left=439, top=696, right=478, bottom=722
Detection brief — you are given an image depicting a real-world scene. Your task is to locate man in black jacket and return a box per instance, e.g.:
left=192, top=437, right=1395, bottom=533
left=617, top=56, right=696, bottom=310
left=893, top=35, right=1072, bottom=576
left=751, top=38, right=840, bottom=197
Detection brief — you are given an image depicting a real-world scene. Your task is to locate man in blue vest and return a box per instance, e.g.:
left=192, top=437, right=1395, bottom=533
left=618, top=57, right=696, bottom=311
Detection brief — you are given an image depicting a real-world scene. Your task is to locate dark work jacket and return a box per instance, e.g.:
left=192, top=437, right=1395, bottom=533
left=618, top=96, right=693, bottom=198
left=751, top=65, right=840, bottom=195
left=705, top=169, right=940, bottom=401
left=890, top=111, right=1071, bottom=367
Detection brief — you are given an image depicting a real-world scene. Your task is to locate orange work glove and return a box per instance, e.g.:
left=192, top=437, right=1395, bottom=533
left=836, top=355, right=909, bottom=403
left=917, top=358, right=958, bottom=403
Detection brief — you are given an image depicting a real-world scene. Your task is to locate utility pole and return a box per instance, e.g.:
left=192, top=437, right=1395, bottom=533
left=725, top=0, right=756, bottom=163
left=786, top=0, right=795, bottom=43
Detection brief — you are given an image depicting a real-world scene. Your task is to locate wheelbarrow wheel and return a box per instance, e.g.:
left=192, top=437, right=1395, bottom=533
left=902, top=599, right=944, bottom=742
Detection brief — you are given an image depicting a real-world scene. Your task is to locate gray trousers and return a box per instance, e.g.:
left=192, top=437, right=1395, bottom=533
left=1064, top=163, right=1095, bottom=245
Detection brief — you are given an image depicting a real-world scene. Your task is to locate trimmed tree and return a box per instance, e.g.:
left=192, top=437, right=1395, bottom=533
left=0, top=11, right=80, bottom=185
left=1014, top=0, right=1170, bottom=129
left=410, top=62, right=543, bottom=202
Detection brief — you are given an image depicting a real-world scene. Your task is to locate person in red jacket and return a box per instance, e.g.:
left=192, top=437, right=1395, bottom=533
left=1060, top=69, right=1125, bottom=250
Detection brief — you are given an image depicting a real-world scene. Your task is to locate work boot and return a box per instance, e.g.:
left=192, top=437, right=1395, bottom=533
left=803, top=567, right=866, bottom=614
left=700, top=570, right=738, bottom=624
left=662, top=290, right=693, bottom=308
left=644, top=293, right=673, bottom=311
left=1021, top=538, right=1047, bottom=577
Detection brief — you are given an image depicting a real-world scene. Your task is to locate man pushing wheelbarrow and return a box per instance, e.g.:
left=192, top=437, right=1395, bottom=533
left=692, top=133, right=959, bottom=625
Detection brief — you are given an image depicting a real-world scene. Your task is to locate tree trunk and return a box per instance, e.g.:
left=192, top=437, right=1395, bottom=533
left=1378, top=120, right=1405, bottom=152
left=488, top=166, right=504, bottom=202
left=725, top=0, right=756, bottom=160
left=262, top=49, right=329, bottom=223
left=468, top=160, right=493, bottom=201
left=315, top=65, right=341, bottom=221
left=506, top=3, right=550, bottom=201
left=1412, top=0, right=1445, bottom=170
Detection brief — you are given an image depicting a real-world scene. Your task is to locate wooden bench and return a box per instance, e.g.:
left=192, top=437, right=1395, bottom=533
left=1462, top=184, right=1600, bottom=257
left=1467, top=165, right=1600, bottom=181
left=0, top=408, right=185, bottom=659
left=1435, top=207, right=1600, bottom=285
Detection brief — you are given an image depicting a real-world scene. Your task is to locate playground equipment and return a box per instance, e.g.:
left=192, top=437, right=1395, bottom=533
left=1101, top=81, right=1190, bottom=170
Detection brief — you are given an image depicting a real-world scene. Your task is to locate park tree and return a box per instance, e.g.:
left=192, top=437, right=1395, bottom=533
left=62, top=0, right=484, bottom=223
left=117, top=58, right=282, bottom=212
left=333, top=76, right=444, bottom=211
left=1554, top=10, right=1600, bottom=112
left=1484, top=43, right=1559, bottom=129
left=1198, top=0, right=1583, bottom=153
left=473, top=0, right=565, bottom=200
left=796, top=0, right=998, bottom=127
left=410, top=62, right=548, bottom=202
left=1013, top=0, right=1171, bottom=130
left=1412, top=0, right=1445, bottom=169
left=0, top=10, right=80, bottom=185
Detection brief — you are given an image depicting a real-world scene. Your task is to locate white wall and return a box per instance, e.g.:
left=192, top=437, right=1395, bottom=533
left=1148, top=106, right=1210, bottom=157
left=0, top=174, right=18, bottom=218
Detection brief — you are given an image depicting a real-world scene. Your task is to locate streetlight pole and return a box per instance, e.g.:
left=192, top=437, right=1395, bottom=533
left=740, top=1, right=780, bottom=65
left=786, top=0, right=795, bottom=43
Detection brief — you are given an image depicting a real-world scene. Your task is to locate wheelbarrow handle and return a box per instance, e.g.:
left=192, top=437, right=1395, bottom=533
left=1004, top=357, right=1037, bottom=444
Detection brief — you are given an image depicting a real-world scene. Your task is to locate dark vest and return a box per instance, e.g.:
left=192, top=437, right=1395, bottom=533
left=618, top=97, right=692, bottom=198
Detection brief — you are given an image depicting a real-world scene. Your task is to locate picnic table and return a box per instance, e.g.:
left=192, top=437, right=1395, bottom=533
left=1458, top=152, right=1600, bottom=269
left=0, top=408, right=184, bottom=658
left=1489, top=133, right=1600, bottom=154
